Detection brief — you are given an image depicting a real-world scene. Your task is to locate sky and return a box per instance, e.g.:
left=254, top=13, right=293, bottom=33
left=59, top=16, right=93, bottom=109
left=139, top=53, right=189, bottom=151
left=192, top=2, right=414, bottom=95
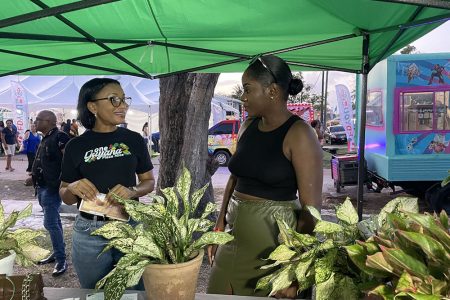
left=214, top=21, right=450, bottom=109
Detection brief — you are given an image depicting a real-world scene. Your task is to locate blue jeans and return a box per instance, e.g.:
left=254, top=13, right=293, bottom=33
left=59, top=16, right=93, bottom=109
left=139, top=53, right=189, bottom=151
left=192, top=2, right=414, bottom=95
left=72, top=215, right=144, bottom=289
left=37, top=187, right=66, bottom=264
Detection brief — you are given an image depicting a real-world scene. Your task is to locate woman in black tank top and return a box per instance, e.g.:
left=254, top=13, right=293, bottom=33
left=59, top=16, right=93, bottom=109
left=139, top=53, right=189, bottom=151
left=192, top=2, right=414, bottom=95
left=207, top=55, right=323, bottom=298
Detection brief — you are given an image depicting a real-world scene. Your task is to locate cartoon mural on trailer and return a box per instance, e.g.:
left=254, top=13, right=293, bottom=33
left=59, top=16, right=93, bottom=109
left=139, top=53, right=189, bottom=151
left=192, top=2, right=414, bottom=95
left=397, top=59, right=449, bottom=86
left=396, top=133, right=450, bottom=154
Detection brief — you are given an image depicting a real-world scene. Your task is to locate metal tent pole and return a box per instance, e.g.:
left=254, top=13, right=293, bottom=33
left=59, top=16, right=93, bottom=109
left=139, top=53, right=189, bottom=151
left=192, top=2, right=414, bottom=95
left=357, top=33, right=370, bottom=221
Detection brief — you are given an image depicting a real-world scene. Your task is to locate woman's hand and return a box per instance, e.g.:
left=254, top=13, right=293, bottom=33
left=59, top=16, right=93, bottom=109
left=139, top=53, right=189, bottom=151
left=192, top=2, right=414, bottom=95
left=67, top=178, right=98, bottom=202
left=207, top=220, right=225, bottom=267
left=273, top=282, right=298, bottom=299
left=106, top=184, right=135, bottom=205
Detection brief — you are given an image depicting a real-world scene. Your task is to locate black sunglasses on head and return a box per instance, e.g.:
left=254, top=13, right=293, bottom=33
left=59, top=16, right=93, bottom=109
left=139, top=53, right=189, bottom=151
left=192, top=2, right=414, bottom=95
left=249, top=55, right=277, bottom=83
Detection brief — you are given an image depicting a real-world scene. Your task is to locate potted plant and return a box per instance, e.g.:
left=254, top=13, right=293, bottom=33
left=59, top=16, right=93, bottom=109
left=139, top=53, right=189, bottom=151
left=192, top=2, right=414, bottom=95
left=92, top=165, right=234, bottom=300
left=0, top=201, right=50, bottom=275
left=346, top=208, right=450, bottom=299
left=255, top=197, right=418, bottom=299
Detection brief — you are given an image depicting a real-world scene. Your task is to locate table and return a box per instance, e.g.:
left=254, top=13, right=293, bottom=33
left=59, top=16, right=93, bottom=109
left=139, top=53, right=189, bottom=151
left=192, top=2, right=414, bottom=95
left=44, top=288, right=299, bottom=300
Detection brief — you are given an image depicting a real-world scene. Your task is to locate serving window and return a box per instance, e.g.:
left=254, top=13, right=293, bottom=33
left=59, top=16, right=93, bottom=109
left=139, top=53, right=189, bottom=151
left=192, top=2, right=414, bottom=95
left=366, top=90, right=383, bottom=127
left=399, top=90, right=450, bottom=132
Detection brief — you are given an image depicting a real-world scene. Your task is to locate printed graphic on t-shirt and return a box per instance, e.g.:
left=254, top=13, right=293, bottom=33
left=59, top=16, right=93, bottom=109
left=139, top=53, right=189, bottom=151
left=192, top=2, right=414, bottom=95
left=84, top=143, right=131, bottom=163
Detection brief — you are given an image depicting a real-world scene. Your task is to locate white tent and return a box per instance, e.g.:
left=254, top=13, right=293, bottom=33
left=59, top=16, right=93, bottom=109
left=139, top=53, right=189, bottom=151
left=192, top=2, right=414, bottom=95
left=0, top=75, right=239, bottom=133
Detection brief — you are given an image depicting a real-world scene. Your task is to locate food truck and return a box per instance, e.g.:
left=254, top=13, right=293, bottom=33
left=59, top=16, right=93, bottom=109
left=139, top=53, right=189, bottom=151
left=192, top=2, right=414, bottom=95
left=357, top=53, right=450, bottom=204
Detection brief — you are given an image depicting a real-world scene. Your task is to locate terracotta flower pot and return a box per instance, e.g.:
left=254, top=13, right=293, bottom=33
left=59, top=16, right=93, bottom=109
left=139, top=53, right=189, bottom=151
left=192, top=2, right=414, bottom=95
left=142, top=250, right=204, bottom=300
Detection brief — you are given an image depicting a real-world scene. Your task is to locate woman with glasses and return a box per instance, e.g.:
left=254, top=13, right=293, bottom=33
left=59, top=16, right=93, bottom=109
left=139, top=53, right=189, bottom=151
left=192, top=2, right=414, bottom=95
left=59, top=78, right=155, bottom=289
left=207, top=55, right=323, bottom=298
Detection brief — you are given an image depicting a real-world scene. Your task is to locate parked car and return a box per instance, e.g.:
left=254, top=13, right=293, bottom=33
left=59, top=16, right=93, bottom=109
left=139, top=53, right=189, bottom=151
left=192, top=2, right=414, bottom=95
left=324, top=125, right=347, bottom=144
left=208, top=119, right=240, bottom=166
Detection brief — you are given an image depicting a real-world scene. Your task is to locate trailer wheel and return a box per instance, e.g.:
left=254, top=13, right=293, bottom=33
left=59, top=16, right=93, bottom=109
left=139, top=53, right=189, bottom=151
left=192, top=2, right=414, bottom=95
left=214, top=150, right=230, bottom=167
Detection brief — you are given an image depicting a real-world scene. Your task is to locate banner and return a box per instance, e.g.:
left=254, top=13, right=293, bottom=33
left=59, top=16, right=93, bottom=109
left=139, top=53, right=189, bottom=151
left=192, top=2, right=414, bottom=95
left=10, top=81, right=29, bottom=145
left=335, top=84, right=355, bottom=151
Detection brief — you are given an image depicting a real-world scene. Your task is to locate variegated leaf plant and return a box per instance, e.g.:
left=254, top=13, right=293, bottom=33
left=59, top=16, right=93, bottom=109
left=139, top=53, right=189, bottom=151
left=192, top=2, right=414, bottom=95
left=0, top=201, right=50, bottom=266
left=347, top=209, right=450, bottom=299
left=92, top=165, right=234, bottom=300
left=255, top=197, right=419, bottom=300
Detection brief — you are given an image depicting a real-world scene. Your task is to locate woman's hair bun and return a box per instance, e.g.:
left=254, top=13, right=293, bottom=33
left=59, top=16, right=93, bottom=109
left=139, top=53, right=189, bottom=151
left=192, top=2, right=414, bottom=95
left=288, top=78, right=303, bottom=96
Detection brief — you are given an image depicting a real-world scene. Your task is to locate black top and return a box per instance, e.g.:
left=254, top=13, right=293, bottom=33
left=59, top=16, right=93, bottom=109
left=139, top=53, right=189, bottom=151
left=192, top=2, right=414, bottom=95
left=2, top=127, right=17, bottom=144
left=32, top=128, right=70, bottom=190
left=60, top=127, right=153, bottom=204
left=228, top=115, right=301, bottom=201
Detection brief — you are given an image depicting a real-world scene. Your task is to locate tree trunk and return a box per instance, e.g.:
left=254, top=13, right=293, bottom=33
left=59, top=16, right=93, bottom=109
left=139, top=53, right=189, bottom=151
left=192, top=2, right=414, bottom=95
left=158, top=73, right=220, bottom=217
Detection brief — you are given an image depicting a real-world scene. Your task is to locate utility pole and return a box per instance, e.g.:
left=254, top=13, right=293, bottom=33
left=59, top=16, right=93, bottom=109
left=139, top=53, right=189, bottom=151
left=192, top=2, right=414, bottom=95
left=320, top=71, right=325, bottom=122
left=323, top=71, right=329, bottom=125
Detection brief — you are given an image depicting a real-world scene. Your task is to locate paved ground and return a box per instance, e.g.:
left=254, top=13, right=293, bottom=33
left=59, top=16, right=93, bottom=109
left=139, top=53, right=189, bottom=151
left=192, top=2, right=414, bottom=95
left=1, top=153, right=410, bottom=229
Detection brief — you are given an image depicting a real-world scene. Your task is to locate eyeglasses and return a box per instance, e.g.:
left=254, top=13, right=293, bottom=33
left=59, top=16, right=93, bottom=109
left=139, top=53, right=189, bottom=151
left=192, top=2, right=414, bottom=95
left=91, top=95, right=132, bottom=107
left=249, top=55, right=277, bottom=83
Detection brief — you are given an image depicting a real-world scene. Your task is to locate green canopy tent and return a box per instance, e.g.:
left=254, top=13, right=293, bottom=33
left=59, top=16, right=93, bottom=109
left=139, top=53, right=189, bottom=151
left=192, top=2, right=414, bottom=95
left=1, top=0, right=449, bottom=218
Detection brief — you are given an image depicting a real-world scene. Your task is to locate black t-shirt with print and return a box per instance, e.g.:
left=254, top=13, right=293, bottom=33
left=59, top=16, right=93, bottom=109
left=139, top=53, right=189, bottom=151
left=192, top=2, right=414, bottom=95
left=60, top=127, right=153, bottom=199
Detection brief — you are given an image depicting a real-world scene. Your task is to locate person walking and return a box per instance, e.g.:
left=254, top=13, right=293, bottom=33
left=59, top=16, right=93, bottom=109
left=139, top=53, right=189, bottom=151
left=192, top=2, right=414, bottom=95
left=1, top=119, right=18, bottom=171
left=33, top=110, right=70, bottom=277
left=141, top=122, right=150, bottom=151
left=23, top=124, right=41, bottom=174
left=59, top=78, right=155, bottom=289
left=207, top=55, right=323, bottom=298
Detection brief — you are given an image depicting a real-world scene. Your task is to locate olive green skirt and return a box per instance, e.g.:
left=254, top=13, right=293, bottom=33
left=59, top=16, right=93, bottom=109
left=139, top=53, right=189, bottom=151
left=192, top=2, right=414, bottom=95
left=207, top=194, right=299, bottom=297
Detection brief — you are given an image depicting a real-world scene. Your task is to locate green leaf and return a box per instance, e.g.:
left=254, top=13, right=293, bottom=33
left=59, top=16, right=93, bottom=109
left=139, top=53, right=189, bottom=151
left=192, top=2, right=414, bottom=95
left=107, top=238, right=135, bottom=254
left=315, top=272, right=336, bottom=300
left=0, top=201, right=4, bottom=227
left=274, top=218, right=294, bottom=247
left=125, top=260, right=150, bottom=287
left=294, top=253, right=315, bottom=279
left=16, top=203, right=33, bottom=221
left=306, top=205, right=322, bottom=221
left=395, top=271, right=415, bottom=293
left=255, top=273, right=275, bottom=291
left=104, top=270, right=128, bottom=300
left=200, top=202, right=216, bottom=220
left=190, top=231, right=233, bottom=250
left=9, top=228, right=45, bottom=245
left=116, top=253, right=141, bottom=269
left=317, top=239, right=334, bottom=252
left=357, top=215, right=378, bottom=240
left=378, top=197, right=418, bottom=227
left=406, top=212, right=450, bottom=252
left=1, top=211, right=19, bottom=232
left=267, top=244, right=296, bottom=261
left=20, top=244, right=50, bottom=263
left=335, top=198, right=358, bottom=225
left=315, top=248, right=337, bottom=284
left=365, top=252, right=395, bottom=277
left=133, top=236, right=163, bottom=260
left=380, top=246, right=429, bottom=279
left=269, top=265, right=294, bottom=296
left=314, top=220, right=344, bottom=234
left=368, top=284, right=395, bottom=300
left=397, top=231, right=447, bottom=263
left=91, top=221, right=134, bottom=240
left=290, top=230, right=317, bottom=248
left=441, top=172, right=450, bottom=187
left=160, top=187, right=178, bottom=215
left=176, top=165, right=191, bottom=213
left=439, top=210, right=448, bottom=229
left=191, top=183, right=209, bottom=213
left=333, top=275, right=359, bottom=300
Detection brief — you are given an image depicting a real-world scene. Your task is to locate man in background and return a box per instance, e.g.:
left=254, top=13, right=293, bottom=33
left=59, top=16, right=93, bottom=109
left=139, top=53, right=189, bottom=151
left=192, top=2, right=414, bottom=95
left=33, top=110, right=70, bottom=277
left=1, top=119, right=18, bottom=171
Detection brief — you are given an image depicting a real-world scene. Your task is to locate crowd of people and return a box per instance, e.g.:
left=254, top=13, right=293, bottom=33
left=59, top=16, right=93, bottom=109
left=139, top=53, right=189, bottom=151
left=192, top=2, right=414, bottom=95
left=1, top=55, right=325, bottom=298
